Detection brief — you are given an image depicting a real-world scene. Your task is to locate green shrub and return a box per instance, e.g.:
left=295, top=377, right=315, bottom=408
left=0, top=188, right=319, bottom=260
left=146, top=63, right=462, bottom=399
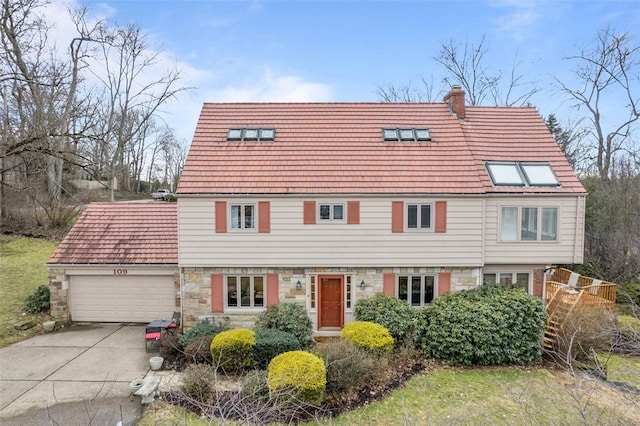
left=314, top=339, right=388, bottom=398
left=210, top=328, right=256, bottom=372
left=617, top=283, right=640, bottom=306
left=181, top=364, right=217, bottom=403
left=179, top=318, right=229, bottom=348
left=254, top=328, right=301, bottom=369
left=418, top=285, right=546, bottom=366
left=341, top=321, right=394, bottom=353
left=267, top=351, right=326, bottom=405
left=354, top=294, right=418, bottom=345
left=254, top=302, right=313, bottom=348
left=25, top=285, right=50, bottom=314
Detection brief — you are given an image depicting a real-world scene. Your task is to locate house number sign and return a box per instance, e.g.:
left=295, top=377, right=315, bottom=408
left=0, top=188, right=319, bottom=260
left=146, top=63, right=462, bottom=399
left=113, top=269, right=128, bottom=275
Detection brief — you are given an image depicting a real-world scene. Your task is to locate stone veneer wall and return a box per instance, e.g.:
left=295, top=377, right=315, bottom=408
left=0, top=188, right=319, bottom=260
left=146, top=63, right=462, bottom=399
left=181, top=266, right=480, bottom=330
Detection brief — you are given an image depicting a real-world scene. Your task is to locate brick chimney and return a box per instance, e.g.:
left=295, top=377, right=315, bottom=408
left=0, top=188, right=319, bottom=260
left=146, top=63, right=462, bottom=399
left=443, top=85, right=466, bottom=119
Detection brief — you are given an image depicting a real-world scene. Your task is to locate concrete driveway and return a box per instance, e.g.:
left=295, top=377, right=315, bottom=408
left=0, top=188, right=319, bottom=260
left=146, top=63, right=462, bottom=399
left=0, top=323, right=149, bottom=425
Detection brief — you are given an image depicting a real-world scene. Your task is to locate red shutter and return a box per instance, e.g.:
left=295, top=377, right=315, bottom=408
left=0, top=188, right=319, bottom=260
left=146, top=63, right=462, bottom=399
left=303, top=201, right=316, bottom=224
left=211, top=274, right=224, bottom=313
left=258, top=201, right=270, bottom=233
left=347, top=201, right=360, bottom=224
left=391, top=201, right=404, bottom=233
left=435, top=201, right=447, bottom=233
left=266, top=273, right=279, bottom=306
left=215, top=201, right=227, bottom=233
left=383, top=273, right=396, bottom=296
left=438, top=272, right=451, bottom=296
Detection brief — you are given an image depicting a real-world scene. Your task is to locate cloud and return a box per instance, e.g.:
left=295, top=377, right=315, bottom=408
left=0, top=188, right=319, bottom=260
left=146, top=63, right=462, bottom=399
left=210, top=69, right=333, bottom=102
left=490, top=0, right=548, bottom=41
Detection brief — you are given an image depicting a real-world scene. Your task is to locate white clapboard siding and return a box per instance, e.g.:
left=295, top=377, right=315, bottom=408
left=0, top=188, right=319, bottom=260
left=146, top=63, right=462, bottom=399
left=178, top=197, right=484, bottom=267
left=483, top=195, right=585, bottom=265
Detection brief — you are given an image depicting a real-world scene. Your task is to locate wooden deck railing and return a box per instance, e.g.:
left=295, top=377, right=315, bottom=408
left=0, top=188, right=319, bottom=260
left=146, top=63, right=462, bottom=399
left=546, top=268, right=617, bottom=306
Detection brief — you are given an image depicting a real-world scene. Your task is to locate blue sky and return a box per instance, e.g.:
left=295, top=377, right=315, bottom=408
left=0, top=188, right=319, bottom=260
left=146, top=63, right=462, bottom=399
left=69, top=0, right=639, bottom=141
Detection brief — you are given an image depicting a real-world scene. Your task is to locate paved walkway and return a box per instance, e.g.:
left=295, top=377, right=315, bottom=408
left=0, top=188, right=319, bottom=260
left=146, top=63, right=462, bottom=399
left=0, top=323, right=149, bottom=425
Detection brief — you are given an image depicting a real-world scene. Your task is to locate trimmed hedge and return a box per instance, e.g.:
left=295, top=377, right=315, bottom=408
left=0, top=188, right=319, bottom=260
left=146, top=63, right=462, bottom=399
left=254, top=328, right=301, bottom=369
left=341, top=321, right=394, bottom=353
left=354, top=294, right=418, bottom=345
left=267, top=350, right=326, bottom=405
left=417, top=285, right=546, bottom=366
left=210, top=328, right=256, bottom=372
left=254, top=302, right=313, bottom=348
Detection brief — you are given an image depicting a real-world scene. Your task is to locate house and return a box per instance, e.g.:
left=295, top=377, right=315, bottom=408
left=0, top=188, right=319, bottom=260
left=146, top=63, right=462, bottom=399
left=49, top=86, right=586, bottom=334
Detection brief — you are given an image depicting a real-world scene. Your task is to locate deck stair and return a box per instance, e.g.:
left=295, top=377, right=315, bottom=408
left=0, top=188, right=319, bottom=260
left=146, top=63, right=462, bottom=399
left=543, top=269, right=617, bottom=350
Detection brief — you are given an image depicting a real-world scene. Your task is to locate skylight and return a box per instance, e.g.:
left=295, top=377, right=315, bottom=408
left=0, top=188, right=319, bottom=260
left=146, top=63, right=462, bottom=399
left=485, top=161, right=560, bottom=187
left=227, top=127, right=275, bottom=142
left=382, top=128, right=431, bottom=142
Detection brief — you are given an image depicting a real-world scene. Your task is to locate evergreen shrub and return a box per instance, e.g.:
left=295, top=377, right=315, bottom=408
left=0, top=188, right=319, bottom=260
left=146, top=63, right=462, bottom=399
left=341, top=321, right=394, bottom=353
left=267, top=351, right=326, bottom=405
left=354, top=294, right=418, bottom=345
left=179, top=318, right=229, bottom=348
left=417, top=285, right=546, bottom=366
left=254, top=328, right=301, bottom=369
left=210, top=328, right=256, bottom=372
left=254, top=302, right=313, bottom=348
left=25, top=285, right=50, bottom=314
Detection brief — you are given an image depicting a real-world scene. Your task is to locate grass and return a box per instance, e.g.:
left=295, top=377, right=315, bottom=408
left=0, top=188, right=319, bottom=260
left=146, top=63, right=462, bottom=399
left=0, top=234, right=58, bottom=347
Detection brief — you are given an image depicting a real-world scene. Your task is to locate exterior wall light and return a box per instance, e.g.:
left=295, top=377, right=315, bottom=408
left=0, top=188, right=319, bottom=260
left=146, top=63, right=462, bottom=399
left=296, top=280, right=302, bottom=290
left=360, top=280, right=366, bottom=290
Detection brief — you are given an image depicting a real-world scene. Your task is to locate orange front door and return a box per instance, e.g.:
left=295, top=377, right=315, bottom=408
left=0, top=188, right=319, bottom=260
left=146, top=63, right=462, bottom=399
left=319, top=275, right=344, bottom=328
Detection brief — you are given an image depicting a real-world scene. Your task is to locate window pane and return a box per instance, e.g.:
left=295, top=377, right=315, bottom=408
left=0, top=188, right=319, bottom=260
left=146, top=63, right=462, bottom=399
left=319, top=204, right=330, bottom=220
left=228, top=129, right=242, bottom=140
left=420, top=204, right=431, bottom=228
left=254, top=276, right=264, bottom=307
left=260, top=128, right=274, bottom=140
left=541, top=208, right=558, bottom=241
left=398, top=276, right=408, bottom=302
left=244, top=128, right=258, bottom=140
left=487, top=163, right=524, bottom=185
left=499, top=273, right=513, bottom=287
left=240, top=276, right=251, bottom=306
left=411, top=276, right=421, bottom=306
left=483, top=273, right=497, bottom=285
left=424, top=276, right=435, bottom=304
left=415, top=128, right=430, bottom=141
left=400, top=129, right=415, bottom=141
left=521, top=164, right=559, bottom=186
left=244, top=205, right=255, bottom=229
left=516, top=273, right=529, bottom=292
left=383, top=128, right=398, bottom=141
left=227, top=277, right=238, bottom=306
left=501, top=207, right=517, bottom=241
left=521, top=207, right=538, bottom=240
left=230, top=205, right=241, bottom=229
left=333, top=204, right=344, bottom=220
left=407, top=205, right=418, bottom=229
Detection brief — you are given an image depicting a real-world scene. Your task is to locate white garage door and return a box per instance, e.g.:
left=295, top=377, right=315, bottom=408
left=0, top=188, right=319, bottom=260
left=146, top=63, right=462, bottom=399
left=70, top=275, right=176, bottom=322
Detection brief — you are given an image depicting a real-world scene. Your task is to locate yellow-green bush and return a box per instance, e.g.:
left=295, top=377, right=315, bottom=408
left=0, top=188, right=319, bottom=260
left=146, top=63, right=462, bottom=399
left=341, top=321, right=394, bottom=353
left=267, top=350, right=326, bottom=405
left=210, top=328, right=256, bottom=372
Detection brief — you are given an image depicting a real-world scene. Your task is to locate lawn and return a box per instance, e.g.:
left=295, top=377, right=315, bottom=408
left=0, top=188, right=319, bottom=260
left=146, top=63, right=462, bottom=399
left=0, top=235, right=58, bottom=347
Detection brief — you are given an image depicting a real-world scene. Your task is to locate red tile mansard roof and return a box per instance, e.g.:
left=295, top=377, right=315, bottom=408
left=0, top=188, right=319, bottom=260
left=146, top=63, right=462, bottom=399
left=177, top=96, right=585, bottom=196
left=48, top=202, right=178, bottom=265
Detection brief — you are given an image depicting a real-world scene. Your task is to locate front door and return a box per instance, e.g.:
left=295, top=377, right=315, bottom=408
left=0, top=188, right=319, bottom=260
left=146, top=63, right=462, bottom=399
left=318, top=275, right=344, bottom=329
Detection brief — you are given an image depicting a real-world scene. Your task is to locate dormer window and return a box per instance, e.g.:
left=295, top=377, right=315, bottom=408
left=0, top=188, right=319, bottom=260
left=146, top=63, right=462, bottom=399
left=485, top=161, right=560, bottom=187
left=382, top=128, right=431, bottom=142
left=228, top=128, right=275, bottom=142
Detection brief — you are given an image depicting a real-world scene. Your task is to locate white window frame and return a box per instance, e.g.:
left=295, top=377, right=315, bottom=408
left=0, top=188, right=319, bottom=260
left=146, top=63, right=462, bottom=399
left=499, top=206, right=558, bottom=242
left=225, top=275, right=265, bottom=309
left=229, top=203, right=256, bottom=231
left=406, top=203, right=433, bottom=231
left=318, top=203, right=345, bottom=222
left=482, top=271, right=531, bottom=294
left=397, top=275, right=437, bottom=307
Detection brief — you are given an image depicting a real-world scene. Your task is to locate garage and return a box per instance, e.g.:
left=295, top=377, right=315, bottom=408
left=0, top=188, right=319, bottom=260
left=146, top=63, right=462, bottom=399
left=70, top=274, right=176, bottom=322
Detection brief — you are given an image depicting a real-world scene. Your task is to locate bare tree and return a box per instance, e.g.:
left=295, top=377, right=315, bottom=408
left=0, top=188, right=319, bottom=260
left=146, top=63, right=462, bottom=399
left=556, top=27, right=640, bottom=180
left=377, top=76, right=441, bottom=103
left=545, top=113, right=590, bottom=174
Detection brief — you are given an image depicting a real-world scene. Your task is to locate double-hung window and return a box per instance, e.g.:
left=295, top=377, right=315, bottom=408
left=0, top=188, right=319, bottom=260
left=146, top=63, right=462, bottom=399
left=500, top=207, right=558, bottom=241
left=398, top=275, right=436, bottom=307
left=230, top=204, right=255, bottom=230
left=319, top=203, right=344, bottom=221
left=407, top=203, right=432, bottom=230
left=483, top=272, right=530, bottom=293
left=226, top=275, right=264, bottom=308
